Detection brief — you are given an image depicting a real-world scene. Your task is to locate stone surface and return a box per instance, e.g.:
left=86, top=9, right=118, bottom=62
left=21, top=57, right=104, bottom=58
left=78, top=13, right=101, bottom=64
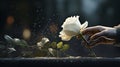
left=0, top=57, right=120, bottom=67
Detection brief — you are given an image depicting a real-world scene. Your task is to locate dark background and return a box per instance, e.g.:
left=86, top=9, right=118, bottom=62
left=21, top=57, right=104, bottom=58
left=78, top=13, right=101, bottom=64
left=0, top=0, right=120, bottom=57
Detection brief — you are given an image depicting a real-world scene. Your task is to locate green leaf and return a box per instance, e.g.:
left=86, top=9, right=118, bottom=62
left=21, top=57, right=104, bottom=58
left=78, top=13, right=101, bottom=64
left=50, top=42, right=57, bottom=48
left=20, top=40, right=29, bottom=47
left=57, top=42, right=63, bottom=49
left=14, top=38, right=28, bottom=47
left=43, top=42, right=51, bottom=49
left=4, top=35, right=14, bottom=44
left=60, top=44, right=69, bottom=52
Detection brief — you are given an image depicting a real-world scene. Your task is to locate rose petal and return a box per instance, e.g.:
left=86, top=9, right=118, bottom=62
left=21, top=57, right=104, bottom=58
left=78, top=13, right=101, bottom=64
left=80, top=21, right=88, bottom=31
left=59, top=31, right=72, bottom=41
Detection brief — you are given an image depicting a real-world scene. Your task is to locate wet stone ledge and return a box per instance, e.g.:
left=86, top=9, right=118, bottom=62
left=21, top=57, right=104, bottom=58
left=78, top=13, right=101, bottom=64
left=0, top=57, right=120, bottom=67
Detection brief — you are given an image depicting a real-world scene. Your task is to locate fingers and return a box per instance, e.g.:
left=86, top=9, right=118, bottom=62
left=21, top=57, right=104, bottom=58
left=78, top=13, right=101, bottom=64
left=89, top=36, right=115, bottom=48
left=82, top=26, right=102, bottom=35
left=81, top=25, right=116, bottom=48
left=90, top=31, right=106, bottom=40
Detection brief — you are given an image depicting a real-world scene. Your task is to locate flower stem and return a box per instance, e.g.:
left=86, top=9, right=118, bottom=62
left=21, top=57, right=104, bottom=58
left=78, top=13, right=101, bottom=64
left=79, top=32, right=96, bottom=57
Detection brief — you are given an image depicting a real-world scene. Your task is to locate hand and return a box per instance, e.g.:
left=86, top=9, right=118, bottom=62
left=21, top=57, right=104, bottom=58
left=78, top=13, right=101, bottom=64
left=81, top=25, right=117, bottom=48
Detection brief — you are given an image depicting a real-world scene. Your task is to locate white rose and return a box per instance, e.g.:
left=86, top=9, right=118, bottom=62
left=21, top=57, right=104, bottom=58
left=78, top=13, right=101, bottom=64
left=59, top=16, right=88, bottom=41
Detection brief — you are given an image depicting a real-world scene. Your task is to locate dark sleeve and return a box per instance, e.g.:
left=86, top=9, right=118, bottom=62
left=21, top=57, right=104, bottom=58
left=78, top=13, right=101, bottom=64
left=114, top=24, right=120, bottom=47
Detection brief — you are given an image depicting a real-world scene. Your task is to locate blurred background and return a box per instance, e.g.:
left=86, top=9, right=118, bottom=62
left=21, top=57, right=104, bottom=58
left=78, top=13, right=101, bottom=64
left=0, top=0, right=120, bottom=57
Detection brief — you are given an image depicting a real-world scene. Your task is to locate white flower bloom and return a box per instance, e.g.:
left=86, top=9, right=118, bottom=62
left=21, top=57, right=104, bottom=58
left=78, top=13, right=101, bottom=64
left=37, top=42, right=43, bottom=47
left=14, top=38, right=21, bottom=42
left=37, top=37, right=49, bottom=48
left=59, top=16, right=88, bottom=41
left=42, top=37, right=49, bottom=43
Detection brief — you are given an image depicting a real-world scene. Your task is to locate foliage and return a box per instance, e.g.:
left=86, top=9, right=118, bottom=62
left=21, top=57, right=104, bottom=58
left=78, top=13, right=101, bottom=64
left=0, top=35, right=70, bottom=58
